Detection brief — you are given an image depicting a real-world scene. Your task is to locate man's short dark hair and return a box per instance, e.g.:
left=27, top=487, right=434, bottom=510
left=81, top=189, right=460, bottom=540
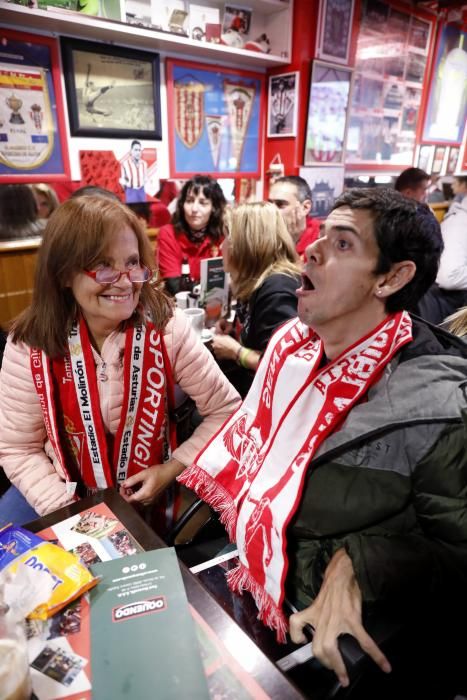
left=455, top=176, right=467, bottom=186
left=394, top=167, right=429, bottom=193
left=131, top=139, right=141, bottom=149
left=332, top=188, right=443, bottom=312
left=273, top=175, right=312, bottom=203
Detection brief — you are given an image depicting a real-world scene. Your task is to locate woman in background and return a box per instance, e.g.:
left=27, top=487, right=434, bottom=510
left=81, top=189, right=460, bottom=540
left=31, top=183, right=59, bottom=220
left=157, top=175, right=226, bottom=295
left=0, top=195, right=239, bottom=526
left=212, top=202, right=301, bottom=397
left=0, top=184, right=44, bottom=241
left=446, top=306, right=467, bottom=341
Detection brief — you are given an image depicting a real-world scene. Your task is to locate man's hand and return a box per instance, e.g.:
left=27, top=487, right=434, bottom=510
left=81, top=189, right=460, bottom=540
left=282, top=203, right=306, bottom=244
left=119, top=459, right=184, bottom=506
left=289, top=549, right=391, bottom=688
left=215, top=318, right=233, bottom=336
left=212, top=334, right=240, bottom=361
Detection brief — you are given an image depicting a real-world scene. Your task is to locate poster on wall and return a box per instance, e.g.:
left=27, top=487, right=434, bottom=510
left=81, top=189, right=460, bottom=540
left=345, top=0, right=433, bottom=168
left=267, top=72, right=299, bottom=138
left=422, top=25, right=467, bottom=144
left=304, top=61, right=352, bottom=165
left=298, top=166, right=344, bottom=218
left=0, top=29, right=69, bottom=182
left=317, top=0, right=355, bottom=65
left=166, top=59, right=264, bottom=177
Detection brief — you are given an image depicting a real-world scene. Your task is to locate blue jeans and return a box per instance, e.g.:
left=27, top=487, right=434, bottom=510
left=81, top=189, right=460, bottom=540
left=0, top=486, right=39, bottom=528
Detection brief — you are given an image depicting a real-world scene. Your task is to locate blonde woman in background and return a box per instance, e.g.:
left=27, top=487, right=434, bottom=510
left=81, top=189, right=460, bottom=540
left=31, top=183, right=59, bottom=220
left=446, top=306, right=467, bottom=340
left=212, top=201, right=301, bottom=396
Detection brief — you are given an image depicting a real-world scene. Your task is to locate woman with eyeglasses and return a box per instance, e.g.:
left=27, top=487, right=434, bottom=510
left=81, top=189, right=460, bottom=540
left=0, top=196, right=240, bottom=526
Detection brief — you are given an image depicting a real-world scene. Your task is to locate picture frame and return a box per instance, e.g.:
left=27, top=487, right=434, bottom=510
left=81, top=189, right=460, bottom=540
left=422, top=25, right=467, bottom=144
left=316, top=0, right=355, bottom=66
left=0, top=29, right=70, bottom=182
left=446, top=146, right=460, bottom=175
left=304, top=61, right=352, bottom=166
left=431, top=145, right=447, bottom=175
left=267, top=72, right=299, bottom=138
left=166, top=58, right=264, bottom=177
left=417, top=144, right=434, bottom=173
left=60, top=38, right=162, bottom=140
left=299, top=165, right=345, bottom=218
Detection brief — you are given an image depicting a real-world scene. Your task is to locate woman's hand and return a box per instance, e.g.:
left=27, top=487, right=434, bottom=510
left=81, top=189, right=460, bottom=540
left=215, top=319, right=233, bottom=335
left=119, top=458, right=184, bottom=506
left=289, top=549, right=391, bottom=688
left=211, top=334, right=240, bottom=362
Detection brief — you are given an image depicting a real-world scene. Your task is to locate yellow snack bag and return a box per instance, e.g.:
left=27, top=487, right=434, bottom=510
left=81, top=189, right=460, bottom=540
left=0, top=525, right=99, bottom=619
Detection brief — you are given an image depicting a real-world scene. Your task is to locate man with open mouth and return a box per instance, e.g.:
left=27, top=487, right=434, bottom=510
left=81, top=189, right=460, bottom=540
left=181, top=187, right=467, bottom=697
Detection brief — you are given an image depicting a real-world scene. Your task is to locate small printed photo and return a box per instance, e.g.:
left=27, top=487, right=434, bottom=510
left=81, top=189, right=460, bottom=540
left=405, top=52, right=426, bottom=84
left=417, top=145, right=434, bottom=172
left=222, top=4, right=252, bottom=36
left=107, top=528, right=139, bottom=557
left=31, top=644, right=86, bottom=687
left=73, top=541, right=103, bottom=567
left=47, top=600, right=82, bottom=640
left=409, top=17, right=430, bottom=52
left=71, top=510, right=118, bottom=538
left=267, top=72, right=298, bottom=137
left=447, top=147, right=460, bottom=175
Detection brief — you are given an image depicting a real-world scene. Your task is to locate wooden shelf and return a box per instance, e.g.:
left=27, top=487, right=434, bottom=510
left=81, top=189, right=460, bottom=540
left=1, top=4, right=291, bottom=68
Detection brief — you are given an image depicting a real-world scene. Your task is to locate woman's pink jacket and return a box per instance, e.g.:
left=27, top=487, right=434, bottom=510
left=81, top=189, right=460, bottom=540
left=0, top=309, right=240, bottom=515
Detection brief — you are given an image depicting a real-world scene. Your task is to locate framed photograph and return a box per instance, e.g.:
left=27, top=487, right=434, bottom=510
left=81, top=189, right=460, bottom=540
left=317, top=0, right=355, bottom=65
left=422, top=25, right=467, bottom=144
left=304, top=61, right=352, bottom=166
left=166, top=58, right=264, bottom=177
left=189, top=4, right=220, bottom=41
left=432, top=145, right=447, bottom=175
left=267, top=72, right=299, bottom=138
left=0, top=29, right=70, bottom=182
left=299, top=166, right=345, bottom=218
left=60, top=38, right=162, bottom=139
left=446, top=146, right=460, bottom=175
left=417, top=144, right=434, bottom=172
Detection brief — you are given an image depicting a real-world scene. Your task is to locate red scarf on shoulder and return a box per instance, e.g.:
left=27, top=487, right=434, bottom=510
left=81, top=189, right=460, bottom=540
left=180, top=312, right=413, bottom=641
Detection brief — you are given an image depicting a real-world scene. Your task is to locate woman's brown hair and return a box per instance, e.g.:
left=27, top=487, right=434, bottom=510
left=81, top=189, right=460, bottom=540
left=12, top=196, right=172, bottom=357
left=226, top=201, right=301, bottom=302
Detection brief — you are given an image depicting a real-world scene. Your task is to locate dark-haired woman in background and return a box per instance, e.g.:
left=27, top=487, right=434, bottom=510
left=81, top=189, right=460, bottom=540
left=157, top=175, right=226, bottom=295
left=0, top=184, right=44, bottom=241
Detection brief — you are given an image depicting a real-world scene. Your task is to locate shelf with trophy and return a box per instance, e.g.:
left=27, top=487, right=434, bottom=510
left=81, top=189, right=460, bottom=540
left=0, top=0, right=293, bottom=68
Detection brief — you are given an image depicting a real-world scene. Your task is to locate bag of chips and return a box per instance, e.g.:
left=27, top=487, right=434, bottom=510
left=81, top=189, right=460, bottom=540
left=0, top=524, right=98, bottom=619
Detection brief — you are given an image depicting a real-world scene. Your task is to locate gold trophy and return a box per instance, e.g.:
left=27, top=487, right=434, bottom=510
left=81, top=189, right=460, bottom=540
left=6, top=94, right=25, bottom=124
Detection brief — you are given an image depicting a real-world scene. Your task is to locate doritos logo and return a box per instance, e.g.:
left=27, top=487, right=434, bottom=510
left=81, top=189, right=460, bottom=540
left=112, top=596, right=166, bottom=622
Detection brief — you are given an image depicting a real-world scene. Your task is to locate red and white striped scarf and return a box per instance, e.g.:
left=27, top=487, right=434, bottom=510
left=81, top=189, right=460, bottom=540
left=31, top=317, right=175, bottom=497
left=180, top=312, right=412, bottom=641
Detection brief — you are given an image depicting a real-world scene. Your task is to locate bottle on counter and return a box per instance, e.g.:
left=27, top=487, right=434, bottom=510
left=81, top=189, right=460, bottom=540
left=179, top=257, right=193, bottom=293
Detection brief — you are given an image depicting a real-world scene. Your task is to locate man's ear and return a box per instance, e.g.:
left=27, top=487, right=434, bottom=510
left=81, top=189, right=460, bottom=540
left=375, top=260, right=416, bottom=299
left=302, top=198, right=312, bottom=215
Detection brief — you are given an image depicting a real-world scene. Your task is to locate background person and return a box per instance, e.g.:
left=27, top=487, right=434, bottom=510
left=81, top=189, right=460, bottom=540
left=30, top=183, right=59, bottom=220
left=0, top=184, right=44, bottom=241
left=268, top=175, right=320, bottom=259
left=157, top=175, right=226, bottom=295
left=180, top=188, right=467, bottom=697
left=0, top=196, right=240, bottom=525
left=212, top=202, right=301, bottom=397
left=394, top=166, right=430, bottom=202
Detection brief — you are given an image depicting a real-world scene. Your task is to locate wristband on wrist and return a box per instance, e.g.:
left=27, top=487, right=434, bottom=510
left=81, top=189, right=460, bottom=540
left=238, top=347, right=252, bottom=368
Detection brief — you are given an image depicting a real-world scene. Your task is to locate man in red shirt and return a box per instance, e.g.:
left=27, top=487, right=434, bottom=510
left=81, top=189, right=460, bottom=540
left=268, top=176, right=320, bottom=259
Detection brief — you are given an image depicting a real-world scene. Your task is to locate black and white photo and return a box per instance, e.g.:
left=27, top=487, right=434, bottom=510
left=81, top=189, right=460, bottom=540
left=267, top=71, right=299, bottom=138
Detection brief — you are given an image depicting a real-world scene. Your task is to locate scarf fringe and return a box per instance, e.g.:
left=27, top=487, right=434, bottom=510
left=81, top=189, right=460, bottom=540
left=226, top=562, right=288, bottom=644
left=178, top=465, right=238, bottom=541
